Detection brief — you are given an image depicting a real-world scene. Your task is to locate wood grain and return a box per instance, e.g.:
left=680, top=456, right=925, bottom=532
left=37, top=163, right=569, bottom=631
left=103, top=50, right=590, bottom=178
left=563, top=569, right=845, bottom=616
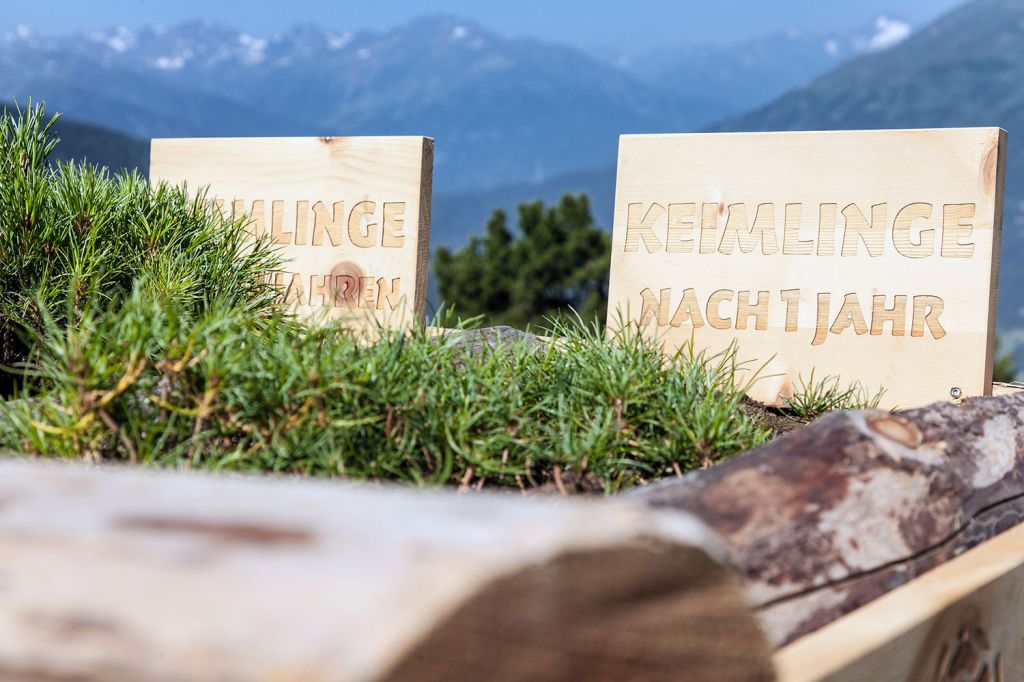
left=607, top=128, right=1007, bottom=409
left=150, top=136, right=433, bottom=330
left=637, top=391, right=1024, bottom=648
left=0, top=459, right=773, bottom=682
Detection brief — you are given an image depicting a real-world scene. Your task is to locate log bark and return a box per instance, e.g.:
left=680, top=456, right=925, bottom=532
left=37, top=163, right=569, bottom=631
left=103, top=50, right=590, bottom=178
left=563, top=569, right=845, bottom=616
left=0, top=459, right=773, bottom=682
left=774, top=521, right=1024, bottom=682
left=637, top=391, right=1024, bottom=648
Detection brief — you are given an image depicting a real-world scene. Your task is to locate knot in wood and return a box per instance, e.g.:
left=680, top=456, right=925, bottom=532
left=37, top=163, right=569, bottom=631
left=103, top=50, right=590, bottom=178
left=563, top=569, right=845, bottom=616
left=866, top=414, right=923, bottom=448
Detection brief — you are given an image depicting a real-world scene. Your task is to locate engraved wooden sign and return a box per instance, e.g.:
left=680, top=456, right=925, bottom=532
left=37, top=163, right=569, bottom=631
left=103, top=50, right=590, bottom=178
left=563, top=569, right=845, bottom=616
left=150, top=136, right=433, bottom=328
left=607, top=129, right=1006, bottom=408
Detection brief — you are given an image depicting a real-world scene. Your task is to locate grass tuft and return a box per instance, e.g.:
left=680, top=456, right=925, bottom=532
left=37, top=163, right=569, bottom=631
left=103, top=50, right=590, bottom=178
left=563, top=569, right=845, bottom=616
left=781, top=369, right=885, bottom=422
left=0, top=292, right=774, bottom=493
left=0, top=102, right=281, bottom=381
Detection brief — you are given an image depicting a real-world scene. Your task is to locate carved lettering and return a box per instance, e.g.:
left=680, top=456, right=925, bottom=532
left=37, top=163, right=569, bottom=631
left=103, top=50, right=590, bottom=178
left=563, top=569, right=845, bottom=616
left=841, top=203, right=886, bottom=257
left=892, top=203, right=934, bottom=258
left=941, top=203, right=976, bottom=258
left=783, top=203, right=813, bottom=255
left=830, top=293, right=869, bottom=336
left=699, top=202, right=719, bottom=254
left=736, top=290, right=770, bottom=331
left=348, top=201, right=378, bottom=249
left=912, top=295, right=947, bottom=339
left=639, top=287, right=671, bottom=327
left=382, top=202, right=406, bottom=248
left=669, top=288, right=705, bottom=328
left=706, top=289, right=734, bottom=330
left=666, top=203, right=697, bottom=253
left=719, top=204, right=779, bottom=255
left=817, top=203, right=837, bottom=256
left=625, top=203, right=664, bottom=253
left=312, top=201, right=346, bottom=247
left=780, top=289, right=800, bottom=332
left=870, top=295, right=907, bottom=336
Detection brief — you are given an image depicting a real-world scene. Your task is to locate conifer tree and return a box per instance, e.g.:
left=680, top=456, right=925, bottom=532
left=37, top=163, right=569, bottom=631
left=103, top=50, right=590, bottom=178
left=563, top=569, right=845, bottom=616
left=994, top=335, right=1017, bottom=383
left=434, top=194, right=610, bottom=327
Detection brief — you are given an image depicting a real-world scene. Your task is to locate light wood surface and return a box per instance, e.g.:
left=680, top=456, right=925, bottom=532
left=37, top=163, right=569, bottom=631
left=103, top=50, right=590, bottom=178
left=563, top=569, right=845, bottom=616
left=638, top=391, right=1024, bottom=647
left=774, top=520, right=1024, bottom=682
left=992, top=381, right=1024, bottom=396
left=608, top=128, right=1006, bottom=409
left=150, top=136, right=433, bottom=330
left=0, top=459, right=773, bottom=681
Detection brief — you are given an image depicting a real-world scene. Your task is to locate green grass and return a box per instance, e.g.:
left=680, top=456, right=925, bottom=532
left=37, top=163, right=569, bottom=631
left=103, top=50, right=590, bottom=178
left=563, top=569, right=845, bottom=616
left=0, top=291, right=772, bottom=493
left=781, top=369, right=885, bottom=422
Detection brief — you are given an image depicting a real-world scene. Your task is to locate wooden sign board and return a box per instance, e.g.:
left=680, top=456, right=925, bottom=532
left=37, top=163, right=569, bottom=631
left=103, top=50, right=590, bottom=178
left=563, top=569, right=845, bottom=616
left=150, top=136, right=433, bottom=329
left=607, top=129, right=1006, bottom=409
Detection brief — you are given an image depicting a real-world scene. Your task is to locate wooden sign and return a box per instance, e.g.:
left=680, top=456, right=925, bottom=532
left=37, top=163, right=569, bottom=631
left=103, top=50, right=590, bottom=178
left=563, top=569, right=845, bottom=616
left=150, top=136, right=433, bottom=329
left=607, top=129, right=1006, bottom=409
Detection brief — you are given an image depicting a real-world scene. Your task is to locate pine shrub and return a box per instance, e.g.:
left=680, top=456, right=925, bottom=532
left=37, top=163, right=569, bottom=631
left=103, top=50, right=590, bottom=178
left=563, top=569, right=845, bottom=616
left=0, top=103, right=280, bottom=383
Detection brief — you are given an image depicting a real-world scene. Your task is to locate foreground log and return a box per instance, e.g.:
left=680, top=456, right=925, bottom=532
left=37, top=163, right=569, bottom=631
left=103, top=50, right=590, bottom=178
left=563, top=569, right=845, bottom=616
left=775, top=520, right=1024, bottom=681
left=638, top=391, right=1024, bottom=648
left=0, top=459, right=773, bottom=682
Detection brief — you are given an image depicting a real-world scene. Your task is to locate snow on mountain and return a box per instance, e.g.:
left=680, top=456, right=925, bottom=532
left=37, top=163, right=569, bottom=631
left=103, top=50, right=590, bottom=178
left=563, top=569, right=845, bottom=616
left=621, top=15, right=914, bottom=113
left=0, top=16, right=716, bottom=192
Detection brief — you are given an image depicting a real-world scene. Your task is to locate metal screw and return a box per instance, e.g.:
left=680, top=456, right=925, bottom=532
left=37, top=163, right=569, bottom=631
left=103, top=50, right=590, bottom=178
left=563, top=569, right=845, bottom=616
left=950, top=387, right=963, bottom=400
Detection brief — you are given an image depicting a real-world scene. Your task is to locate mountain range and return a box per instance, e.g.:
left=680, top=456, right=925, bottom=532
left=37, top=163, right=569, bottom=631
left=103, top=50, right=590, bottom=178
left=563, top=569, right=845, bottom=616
left=622, top=15, right=912, bottom=114
left=49, top=114, right=148, bottom=172
left=0, top=17, right=693, bottom=192
left=0, top=14, right=905, bottom=195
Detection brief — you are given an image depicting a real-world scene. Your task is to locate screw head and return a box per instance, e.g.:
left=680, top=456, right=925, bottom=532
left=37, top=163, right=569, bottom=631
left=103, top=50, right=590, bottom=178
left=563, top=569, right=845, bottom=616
left=950, top=387, right=963, bottom=400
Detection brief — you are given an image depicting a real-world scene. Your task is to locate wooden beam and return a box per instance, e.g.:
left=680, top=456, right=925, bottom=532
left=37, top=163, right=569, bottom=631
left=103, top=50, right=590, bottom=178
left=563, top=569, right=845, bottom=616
left=637, top=392, right=1024, bottom=647
left=0, top=459, right=774, bottom=681
left=774, top=520, right=1024, bottom=681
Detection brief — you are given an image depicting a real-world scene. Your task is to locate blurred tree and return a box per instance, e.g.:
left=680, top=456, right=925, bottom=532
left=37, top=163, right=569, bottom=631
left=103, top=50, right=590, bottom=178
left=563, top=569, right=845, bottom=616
left=434, top=194, right=610, bottom=328
left=994, top=335, right=1017, bottom=383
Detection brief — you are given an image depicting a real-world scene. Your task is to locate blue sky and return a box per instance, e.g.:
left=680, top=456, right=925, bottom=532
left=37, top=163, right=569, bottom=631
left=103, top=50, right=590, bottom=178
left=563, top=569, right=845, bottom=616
left=1, top=0, right=966, bottom=50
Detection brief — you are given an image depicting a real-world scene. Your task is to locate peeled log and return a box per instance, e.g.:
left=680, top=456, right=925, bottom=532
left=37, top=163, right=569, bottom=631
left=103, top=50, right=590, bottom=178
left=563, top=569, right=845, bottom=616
left=0, top=459, right=773, bottom=682
left=638, top=392, right=1024, bottom=648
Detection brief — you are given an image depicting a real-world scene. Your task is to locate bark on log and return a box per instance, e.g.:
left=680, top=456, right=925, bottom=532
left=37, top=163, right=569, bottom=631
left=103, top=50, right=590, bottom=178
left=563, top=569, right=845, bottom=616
left=0, top=459, right=773, bottom=682
left=774, top=521, right=1024, bottom=682
left=638, top=391, right=1024, bottom=648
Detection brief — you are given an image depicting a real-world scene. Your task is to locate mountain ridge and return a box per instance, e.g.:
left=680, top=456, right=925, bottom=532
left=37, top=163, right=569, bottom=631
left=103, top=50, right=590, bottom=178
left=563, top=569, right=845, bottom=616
left=1, top=13, right=898, bottom=195
left=1, top=16, right=705, bottom=192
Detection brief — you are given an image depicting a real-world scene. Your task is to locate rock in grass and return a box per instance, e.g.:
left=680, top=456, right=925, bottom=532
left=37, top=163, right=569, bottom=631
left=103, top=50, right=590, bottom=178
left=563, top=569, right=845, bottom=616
left=434, top=326, right=550, bottom=358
